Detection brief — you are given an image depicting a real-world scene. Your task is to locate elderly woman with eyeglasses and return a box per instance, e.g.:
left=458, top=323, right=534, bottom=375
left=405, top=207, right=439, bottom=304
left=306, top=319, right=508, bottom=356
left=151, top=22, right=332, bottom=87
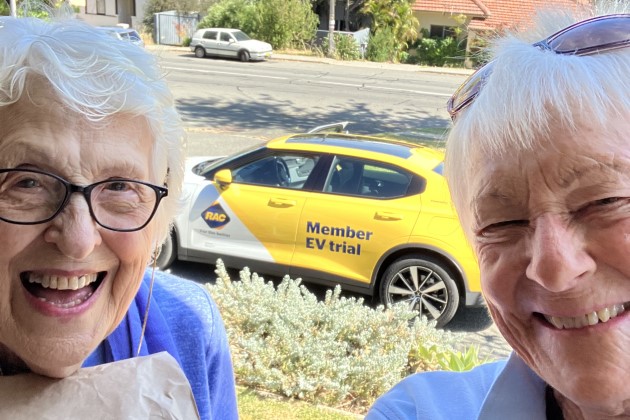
left=0, top=12, right=237, bottom=420
left=368, top=3, right=630, bottom=420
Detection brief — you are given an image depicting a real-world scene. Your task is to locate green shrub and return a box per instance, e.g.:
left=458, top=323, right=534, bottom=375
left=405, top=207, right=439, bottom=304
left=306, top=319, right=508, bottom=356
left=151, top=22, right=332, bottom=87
left=366, top=27, right=396, bottom=62
left=198, top=0, right=257, bottom=35
left=317, top=34, right=361, bottom=61
left=199, top=0, right=317, bottom=49
left=412, top=31, right=466, bottom=67
left=182, top=36, right=191, bottom=47
left=208, top=259, right=469, bottom=412
left=408, top=343, right=489, bottom=374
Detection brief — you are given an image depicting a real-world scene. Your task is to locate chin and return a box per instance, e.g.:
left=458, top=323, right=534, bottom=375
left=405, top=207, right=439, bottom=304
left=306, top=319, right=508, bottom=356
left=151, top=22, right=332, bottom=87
left=28, top=361, right=83, bottom=379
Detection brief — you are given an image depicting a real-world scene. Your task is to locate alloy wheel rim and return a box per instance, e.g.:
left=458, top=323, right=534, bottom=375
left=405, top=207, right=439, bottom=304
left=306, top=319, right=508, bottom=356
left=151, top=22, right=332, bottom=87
left=387, top=265, right=448, bottom=321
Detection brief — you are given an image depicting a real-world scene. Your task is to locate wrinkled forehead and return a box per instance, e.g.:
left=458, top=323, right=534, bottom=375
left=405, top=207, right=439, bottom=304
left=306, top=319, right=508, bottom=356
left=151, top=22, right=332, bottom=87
left=467, top=110, right=629, bottom=189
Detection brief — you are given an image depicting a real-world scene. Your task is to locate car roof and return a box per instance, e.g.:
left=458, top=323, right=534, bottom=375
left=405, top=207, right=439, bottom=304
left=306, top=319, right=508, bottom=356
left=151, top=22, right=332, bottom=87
left=97, top=26, right=139, bottom=34
left=198, top=28, right=242, bottom=32
left=267, top=133, right=444, bottom=170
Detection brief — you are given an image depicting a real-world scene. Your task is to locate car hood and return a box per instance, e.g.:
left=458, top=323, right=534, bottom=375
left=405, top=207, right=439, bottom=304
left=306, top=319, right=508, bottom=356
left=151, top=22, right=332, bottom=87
left=239, top=39, right=272, bottom=52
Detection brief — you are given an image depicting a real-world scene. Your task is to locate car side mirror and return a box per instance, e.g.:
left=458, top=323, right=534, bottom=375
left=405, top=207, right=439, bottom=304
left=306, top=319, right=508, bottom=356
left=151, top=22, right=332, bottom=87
left=214, top=169, right=233, bottom=189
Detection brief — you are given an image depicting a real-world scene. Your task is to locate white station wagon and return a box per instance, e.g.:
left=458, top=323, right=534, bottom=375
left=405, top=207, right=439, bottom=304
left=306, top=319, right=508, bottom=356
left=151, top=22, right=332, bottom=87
left=190, top=28, right=273, bottom=62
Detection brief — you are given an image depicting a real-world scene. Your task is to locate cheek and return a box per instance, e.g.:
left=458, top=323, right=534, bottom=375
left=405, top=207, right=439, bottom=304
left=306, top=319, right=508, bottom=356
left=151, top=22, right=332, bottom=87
left=477, top=244, right=528, bottom=309
left=107, top=219, right=156, bottom=263
left=586, top=219, right=630, bottom=277
left=0, top=226, right=42, bottom=280
left=105, top=230, right=153, bottom=320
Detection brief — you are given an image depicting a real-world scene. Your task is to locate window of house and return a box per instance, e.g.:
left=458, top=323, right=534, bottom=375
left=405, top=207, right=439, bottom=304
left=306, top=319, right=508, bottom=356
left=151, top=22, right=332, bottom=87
left=429, top=25, right=457, bottom=38
left=96, top=0, right=105, bottom=14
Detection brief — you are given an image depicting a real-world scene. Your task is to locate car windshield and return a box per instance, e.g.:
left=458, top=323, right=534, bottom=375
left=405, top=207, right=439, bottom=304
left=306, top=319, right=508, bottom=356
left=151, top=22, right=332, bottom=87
left=232, top=31, right=251, bottom=41
left=199, top=145, right=264, bottom=178
left=128, top=31, right=141, bottom=41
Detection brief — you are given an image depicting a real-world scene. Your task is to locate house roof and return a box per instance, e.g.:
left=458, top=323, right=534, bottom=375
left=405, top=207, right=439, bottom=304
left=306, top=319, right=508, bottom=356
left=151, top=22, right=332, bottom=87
left=412, top=0, right=489, bottom=17
left=413, top=0, right=590, bottom=31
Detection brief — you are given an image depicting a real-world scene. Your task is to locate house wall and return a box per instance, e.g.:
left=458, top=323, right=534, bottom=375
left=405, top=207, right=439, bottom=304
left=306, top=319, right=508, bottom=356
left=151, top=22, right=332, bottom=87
left=78, top=0, right=146, bottom=30
left=413, top=10, right=470, bottom=33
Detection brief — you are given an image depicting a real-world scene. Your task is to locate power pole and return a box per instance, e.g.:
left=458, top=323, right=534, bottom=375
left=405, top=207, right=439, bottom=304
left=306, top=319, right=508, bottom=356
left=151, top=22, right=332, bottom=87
left=10, top=0, right=17, bottom=17
left=328, top=0, right=335, bottom=57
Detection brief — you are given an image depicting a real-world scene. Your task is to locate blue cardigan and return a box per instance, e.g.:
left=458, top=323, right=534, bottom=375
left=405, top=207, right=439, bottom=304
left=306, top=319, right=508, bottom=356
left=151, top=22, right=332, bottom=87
left=83, top=270, right=238, bottom=420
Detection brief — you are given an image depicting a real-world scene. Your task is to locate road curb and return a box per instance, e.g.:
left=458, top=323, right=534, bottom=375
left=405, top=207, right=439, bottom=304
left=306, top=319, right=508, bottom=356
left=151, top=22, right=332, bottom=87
left=147, top=44, right=474, bottom=76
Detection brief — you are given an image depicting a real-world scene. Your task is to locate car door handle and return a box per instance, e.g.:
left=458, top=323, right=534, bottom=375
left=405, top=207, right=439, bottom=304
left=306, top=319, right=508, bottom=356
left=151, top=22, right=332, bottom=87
left=374, top=211, right=403, bottom=221
left=268, top=198, right=297, bottom=208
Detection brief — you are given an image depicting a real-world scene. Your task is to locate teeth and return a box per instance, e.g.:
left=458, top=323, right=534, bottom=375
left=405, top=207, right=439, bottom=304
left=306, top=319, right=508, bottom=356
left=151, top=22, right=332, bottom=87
left=28, top=273, right=98, bottom=291
left=597, top=308, right=610, bottom=323
left=544, top=303, right=628, bottom=329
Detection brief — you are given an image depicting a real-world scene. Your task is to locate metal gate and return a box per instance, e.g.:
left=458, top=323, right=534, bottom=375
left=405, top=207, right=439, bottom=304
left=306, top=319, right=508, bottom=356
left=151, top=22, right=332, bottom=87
left=154, top=11, right=199, bottom=46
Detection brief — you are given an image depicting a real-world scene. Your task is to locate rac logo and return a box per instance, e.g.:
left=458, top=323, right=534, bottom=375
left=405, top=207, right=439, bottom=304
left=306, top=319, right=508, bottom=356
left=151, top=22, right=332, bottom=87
left=201, top=202, right=231, bottom=229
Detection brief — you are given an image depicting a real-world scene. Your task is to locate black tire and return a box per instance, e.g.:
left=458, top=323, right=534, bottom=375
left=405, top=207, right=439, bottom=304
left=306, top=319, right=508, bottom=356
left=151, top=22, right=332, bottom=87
left=380, top=255, right=460, bottom=328
left=194, top=46, right=206, bottom=58
left=238, top=50, right=250, bottom=62
left=156, top=232, right=177, bottom=270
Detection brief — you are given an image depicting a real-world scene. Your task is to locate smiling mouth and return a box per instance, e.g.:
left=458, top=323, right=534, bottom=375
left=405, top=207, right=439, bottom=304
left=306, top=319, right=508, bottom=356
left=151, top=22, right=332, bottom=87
left=541, top=303, right=628, bottom=329
left=21, top=272, right=106, bottom=309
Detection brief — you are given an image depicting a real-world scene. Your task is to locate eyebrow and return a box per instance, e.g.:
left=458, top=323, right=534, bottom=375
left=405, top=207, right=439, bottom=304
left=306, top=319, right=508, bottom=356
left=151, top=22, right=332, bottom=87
left=555, top=159, right=625, bottom=188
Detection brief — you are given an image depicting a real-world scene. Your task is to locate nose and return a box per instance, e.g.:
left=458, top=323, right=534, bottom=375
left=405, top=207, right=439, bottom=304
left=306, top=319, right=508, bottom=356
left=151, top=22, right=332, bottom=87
left=525, top=213, right=595, bottom=292
left=43, top=195, right=103, bottom=259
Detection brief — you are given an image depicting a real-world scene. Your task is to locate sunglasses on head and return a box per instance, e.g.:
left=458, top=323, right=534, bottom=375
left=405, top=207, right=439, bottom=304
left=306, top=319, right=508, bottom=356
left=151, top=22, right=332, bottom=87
left=447, top=14, right=630, bottom=121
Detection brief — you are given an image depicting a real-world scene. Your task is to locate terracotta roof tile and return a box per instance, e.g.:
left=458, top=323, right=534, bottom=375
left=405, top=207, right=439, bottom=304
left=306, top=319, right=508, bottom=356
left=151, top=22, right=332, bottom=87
left=413, top=0, right=590, bottom=31
left=413, top=0, right=488, bottom=16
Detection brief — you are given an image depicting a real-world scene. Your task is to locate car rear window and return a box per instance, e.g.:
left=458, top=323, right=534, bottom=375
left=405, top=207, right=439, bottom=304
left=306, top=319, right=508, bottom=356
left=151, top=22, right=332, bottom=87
left=203, top=31, right=217, bottom=40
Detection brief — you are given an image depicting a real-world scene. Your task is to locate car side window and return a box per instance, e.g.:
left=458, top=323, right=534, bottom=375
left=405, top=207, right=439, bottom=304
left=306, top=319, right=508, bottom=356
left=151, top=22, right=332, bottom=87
left=220, top=32, right=232, bottom=42
left=232, top=154, right=320, bottom=189
left=324, top=157, right=412, bottom=199
left=203, top=31, right=217, bottom=40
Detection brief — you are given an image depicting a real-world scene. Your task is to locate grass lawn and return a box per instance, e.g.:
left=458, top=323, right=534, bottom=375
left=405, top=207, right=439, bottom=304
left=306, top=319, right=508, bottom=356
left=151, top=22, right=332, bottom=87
left=237, top=387, right=362, bottom=420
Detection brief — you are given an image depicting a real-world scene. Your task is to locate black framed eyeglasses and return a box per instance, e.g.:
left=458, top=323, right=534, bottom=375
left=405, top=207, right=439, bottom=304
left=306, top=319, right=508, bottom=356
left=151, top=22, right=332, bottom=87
left=0, top=168, right=168, bottom=232
left=447, top=14, right=630, bottom=121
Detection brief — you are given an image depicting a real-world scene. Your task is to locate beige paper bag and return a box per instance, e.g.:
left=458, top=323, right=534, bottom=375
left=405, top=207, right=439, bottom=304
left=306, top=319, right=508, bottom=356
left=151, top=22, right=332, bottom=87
left=0, top=351, right=200, bottom=419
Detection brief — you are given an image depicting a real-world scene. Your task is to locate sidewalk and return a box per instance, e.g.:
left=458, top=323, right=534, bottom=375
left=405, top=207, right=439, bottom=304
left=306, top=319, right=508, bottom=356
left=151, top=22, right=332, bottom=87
left=147, top=44, right=474, bottom=76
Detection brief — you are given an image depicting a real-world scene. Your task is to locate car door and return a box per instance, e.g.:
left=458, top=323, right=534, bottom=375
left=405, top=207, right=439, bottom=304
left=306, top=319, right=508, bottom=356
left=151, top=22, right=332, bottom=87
left=292, top=156, right=421, bottom=286
left=200, top=30, right=218, bottom=55
left=217, top=31, right=238, bottom=58
left=183, top=152, right=321, bottom=267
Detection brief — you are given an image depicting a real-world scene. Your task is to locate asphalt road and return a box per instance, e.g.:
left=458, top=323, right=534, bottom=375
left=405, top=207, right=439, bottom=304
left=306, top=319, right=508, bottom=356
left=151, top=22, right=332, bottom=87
left=154, top=50, right=513, bottom=360
left=154, top=48, right=469, bottom=156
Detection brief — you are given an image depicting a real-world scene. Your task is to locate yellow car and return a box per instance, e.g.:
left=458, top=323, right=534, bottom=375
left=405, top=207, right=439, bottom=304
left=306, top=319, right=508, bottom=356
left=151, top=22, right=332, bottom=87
left=159, top=128, right=482, bottom=326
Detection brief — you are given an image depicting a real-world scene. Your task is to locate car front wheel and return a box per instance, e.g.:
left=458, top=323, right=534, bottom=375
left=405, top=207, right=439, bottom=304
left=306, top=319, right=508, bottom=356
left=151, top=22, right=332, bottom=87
left=380, top=255, right=460, bottom=328
left=194, top=46, right=206, bottom=58
left=156, top=231, right=177, bottom=270
left=238, top=50, right=250, bottom=62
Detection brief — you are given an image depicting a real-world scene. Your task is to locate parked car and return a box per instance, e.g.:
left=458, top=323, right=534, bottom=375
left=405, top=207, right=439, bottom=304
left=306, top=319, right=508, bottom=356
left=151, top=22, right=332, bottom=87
left=189, top=28, right=273, bottom=62
left=158, top=128, right=482, bottom=327
left=97, top=26, right=144, bottom=47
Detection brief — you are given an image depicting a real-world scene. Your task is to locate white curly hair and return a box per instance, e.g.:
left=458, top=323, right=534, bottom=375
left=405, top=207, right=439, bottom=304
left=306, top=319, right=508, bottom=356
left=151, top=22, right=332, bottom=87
left=445, top=0, right=630, bottom=234
left=0, top=10, right=185, bottom=246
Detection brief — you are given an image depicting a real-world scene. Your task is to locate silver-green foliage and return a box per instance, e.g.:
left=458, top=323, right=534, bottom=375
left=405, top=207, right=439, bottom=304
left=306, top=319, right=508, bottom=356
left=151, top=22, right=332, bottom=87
left=207, top=259, right=457, bottom=409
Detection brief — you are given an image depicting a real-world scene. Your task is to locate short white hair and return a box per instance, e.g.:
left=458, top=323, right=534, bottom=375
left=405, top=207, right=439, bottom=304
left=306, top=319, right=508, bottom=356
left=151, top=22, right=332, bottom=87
left=445, top=1, right=630, bottom=233
left=0, top=12, right=185, bottom=245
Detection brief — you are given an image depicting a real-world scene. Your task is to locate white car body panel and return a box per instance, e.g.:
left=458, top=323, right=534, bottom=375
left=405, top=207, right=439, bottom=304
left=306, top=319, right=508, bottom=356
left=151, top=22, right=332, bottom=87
left=175, top=157, right=274, bottom=262
left=190, top=28, right=273, bottom=61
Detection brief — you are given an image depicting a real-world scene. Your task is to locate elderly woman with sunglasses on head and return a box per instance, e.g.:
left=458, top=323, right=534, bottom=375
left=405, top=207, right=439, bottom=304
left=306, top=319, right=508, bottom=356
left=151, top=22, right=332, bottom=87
left=0, top=11, right=237, bottom=420
left=368, top=3, right=630, bottom=420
